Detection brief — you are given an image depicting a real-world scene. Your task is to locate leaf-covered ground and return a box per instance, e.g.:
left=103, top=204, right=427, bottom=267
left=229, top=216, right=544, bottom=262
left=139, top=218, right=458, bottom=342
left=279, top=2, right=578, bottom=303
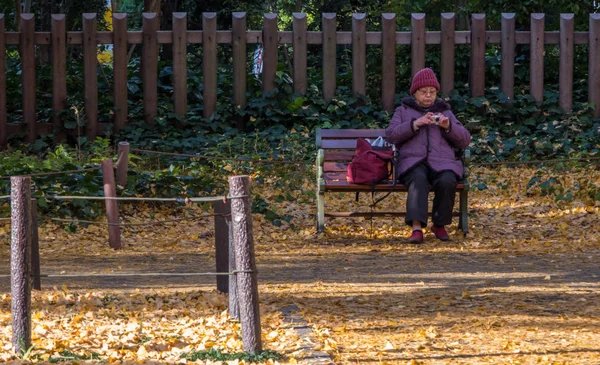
left=1, top=166, right=600, bottom=364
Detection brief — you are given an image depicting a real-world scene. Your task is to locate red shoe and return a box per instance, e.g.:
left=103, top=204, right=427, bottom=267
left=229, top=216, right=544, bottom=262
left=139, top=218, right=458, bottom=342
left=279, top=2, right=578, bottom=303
left=431, top=225, right=449, bottom=241
left=407, top=230, right=424, bottom=244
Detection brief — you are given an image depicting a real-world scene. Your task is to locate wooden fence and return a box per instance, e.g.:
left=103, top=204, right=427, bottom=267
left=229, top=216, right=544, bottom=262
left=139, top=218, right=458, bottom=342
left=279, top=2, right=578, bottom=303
left=1, top=12, right=600, bottom=148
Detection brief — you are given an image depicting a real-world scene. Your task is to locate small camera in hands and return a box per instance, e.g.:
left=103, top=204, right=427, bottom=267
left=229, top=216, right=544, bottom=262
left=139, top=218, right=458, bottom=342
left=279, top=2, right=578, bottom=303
left=433, top=114, right=441, bottom=124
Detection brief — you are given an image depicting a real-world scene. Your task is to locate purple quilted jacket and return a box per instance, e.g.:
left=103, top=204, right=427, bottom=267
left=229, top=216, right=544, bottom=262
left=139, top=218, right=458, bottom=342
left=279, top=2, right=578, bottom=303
left=385, top=97, right=471, bottom=178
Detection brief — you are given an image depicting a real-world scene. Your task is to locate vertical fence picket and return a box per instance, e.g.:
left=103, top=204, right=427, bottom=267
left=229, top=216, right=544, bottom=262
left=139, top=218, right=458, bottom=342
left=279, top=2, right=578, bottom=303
left=501, top=13, right=516, bottom=100
left=470, top=14, right=485, bottom=98
left=113, top=13, right=128, bottom=132
left=172, top=13, right=187, bottom=118
left=530, top=13, right=545, bottom=104
left=381, top=13, right=396, bottom=112
left=411, top=13, right=425, bottom=76
left=21, top=14, right=36, bottom=144
left=589, top=14, right=600, bottom=118
left=51, top=15, right=67, bottom=142
left=232, top=12, right=247, bottom=128
left=0, top=14, right=6, bottom=149
left=559, top=14, right=574, bottom=113
left=203, top=13, right=217, bottom=118
left=352, top=13, right=366, bottom=97
left=322, top=13, right=336, bottom=102
left=262, top=14, right=278, bottom=94
left=142, top=13, right=158, bottom=125
left=293, top=13, right=307, bottom=95
left=83, top=14, right=98, bottom=140
left=440, top=13, right=455, bottom=95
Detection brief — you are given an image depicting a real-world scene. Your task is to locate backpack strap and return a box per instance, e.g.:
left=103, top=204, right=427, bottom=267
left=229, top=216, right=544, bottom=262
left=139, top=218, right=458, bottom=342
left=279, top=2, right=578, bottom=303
left=370, top=149, right=399, bottom=207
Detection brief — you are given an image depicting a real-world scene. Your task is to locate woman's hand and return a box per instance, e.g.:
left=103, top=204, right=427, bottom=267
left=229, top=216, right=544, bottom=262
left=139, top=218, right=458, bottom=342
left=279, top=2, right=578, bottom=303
left=436, top=114, right=450, bottom=130
left=414, top=112, right=434, bottom=130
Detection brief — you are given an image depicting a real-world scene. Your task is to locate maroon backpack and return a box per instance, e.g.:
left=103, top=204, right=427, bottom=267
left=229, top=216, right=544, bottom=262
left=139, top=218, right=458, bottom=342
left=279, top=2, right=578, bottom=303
left=347, top=138, right=394, bottom=185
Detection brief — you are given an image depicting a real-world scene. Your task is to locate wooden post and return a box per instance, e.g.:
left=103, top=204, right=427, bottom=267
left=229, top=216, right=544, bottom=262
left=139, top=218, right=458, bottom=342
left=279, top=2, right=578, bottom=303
left=440, top=13, right=455, bottom=95
left=352, top=13, right=366, bottom=97
left=21, top=14, right=36, bottom=144
left=83, top=14, right=98, bottom=140
left=102, top=160, right=121, bottom=249
left=0, top=15, right=7, bottom=149
left=411, top=13, right=426, bottom=76
left=51, top=15, right=67, bottom=142
left=30, top=198, right=40, bottom=290
left=501, top=13, right=516, bottom=101
left=470, top=14, right=486, bottom=98
left=559, top=14, right=574, bottom=113
left=229, top=175, right=261, bottom=352
left=11, top=176, right=32, bottom=355
left=589, top=14, right=600, bottom=118
left=173, top=12, right=188, bottom=118
left=381, top=13, right=396, bottom=112
left=142, top=13, right=159, bottom=125
left=262, top=14, right=278, bottom=94
left=322, top=13, right=336, bottom=102
left=214, top=200, right=239, bottom=319
left=530, top=13, right=545, bottom=105
left=213, top=200, right=230, bottom=293
left=232, top=12, right=247, bottom=129
left=116, top=141, right=130, bottom=188
left=113, top=13, right=128, bottom=132
left=292, top=13, right=307, bottom=95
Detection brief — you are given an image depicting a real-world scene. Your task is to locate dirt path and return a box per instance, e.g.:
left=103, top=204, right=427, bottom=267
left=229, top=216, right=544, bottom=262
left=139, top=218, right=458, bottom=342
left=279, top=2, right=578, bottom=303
left=1, top=235, right=599, bottom=364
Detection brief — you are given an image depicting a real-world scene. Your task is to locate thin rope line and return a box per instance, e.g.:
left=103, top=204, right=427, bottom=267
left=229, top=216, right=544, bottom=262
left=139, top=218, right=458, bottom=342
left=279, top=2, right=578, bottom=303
left=0, top=270, right=255, bottom=278
left=43, top=195, right=226, bottom=202
left=472, top=156, right=600, bottom=167
left=131, top=148, right=306, bottom=165
left=40, top=214, right=229, bottom=226
left=0, top=218, right=10, bottom=221
left=0, top=195, right=10, bottom=200
left=0, top=167, right=101, bottom=179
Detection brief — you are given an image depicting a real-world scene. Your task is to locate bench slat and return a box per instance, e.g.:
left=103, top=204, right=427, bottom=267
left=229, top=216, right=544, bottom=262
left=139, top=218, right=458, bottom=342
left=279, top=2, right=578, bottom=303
left=323, top=180, right=466, bottom=191
left=320, top=129, right=385, bottom=139
left=323, top=162, right=349, bottom=172
left=323, top=151, right=356, bottom=161
left=320, top=139, right=360, bottom=149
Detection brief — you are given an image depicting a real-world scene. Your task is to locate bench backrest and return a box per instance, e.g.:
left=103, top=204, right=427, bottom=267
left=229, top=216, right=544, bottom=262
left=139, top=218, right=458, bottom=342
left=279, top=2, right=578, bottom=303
left=316, top=128, right=386, bottom=162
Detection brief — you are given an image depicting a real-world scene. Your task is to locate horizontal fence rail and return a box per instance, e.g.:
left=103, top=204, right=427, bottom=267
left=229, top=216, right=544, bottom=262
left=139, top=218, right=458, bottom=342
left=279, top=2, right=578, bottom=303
left=1, top=12, right=600, bottom=148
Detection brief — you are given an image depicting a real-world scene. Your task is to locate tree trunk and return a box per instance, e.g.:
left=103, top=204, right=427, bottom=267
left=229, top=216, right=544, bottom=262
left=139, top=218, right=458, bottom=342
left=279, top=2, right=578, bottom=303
left=160, top=0, right=181, bottom=60
left=14, top=0, right=21, bottom=30
left=39, top=0, right=51, bottom=64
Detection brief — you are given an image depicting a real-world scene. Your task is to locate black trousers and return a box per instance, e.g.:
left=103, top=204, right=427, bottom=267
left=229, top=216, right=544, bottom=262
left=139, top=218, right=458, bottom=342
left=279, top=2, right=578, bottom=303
left=400, top=163, right=457, bottom=227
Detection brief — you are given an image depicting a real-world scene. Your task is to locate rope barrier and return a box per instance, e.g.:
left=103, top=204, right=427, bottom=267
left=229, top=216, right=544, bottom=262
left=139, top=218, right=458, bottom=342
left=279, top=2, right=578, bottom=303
left=0, top=195, right=10, bottom=200
left=131, top=148, right=307, bottom=165
left=40, top=214, right=229, bottom=227
left=0, top=218, right=10, bottom=221
left=472, top=156, right=600, bottom=167
left=43, top=195, right=226, bottom=203
left=0, top=270, right=255, bottom=279
left=0, top=166, right=101, bottom=179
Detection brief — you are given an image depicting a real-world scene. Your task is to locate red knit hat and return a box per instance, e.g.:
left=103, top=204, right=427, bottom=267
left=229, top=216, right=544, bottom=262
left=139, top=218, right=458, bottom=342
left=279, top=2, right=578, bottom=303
left=410, top=68, right=440, bottom=95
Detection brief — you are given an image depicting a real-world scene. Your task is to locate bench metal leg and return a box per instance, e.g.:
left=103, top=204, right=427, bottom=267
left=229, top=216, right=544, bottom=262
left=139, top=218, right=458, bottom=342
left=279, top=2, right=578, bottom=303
left=459, top=189, right=469, bottom=235
left=317, top=191, right=325, bottom=233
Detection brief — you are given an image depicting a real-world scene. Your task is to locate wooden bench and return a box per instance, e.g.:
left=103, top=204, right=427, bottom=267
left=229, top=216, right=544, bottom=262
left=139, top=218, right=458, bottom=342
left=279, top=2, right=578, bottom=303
left=316, top=128, right=471, bottom=235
